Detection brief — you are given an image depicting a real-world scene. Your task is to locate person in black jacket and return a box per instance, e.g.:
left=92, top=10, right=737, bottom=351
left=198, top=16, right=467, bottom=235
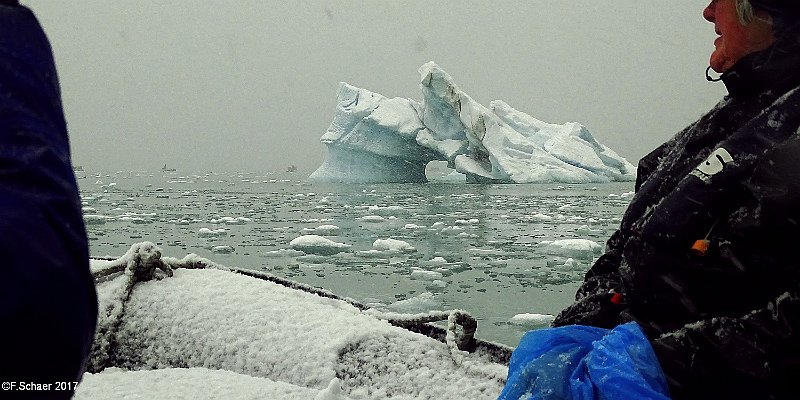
left=0, top=2, right=98, bottom=399
left=552, top=0, right=800, bottom=398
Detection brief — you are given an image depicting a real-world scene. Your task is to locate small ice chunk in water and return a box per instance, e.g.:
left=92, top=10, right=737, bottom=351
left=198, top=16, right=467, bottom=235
left=575, top=224, right=598, bottom=234
left=410, top=268, right=443, bottom=281
left=425, top=257, right=448, bottom=265
left=211, top=245, right=235, bottom=254
left=302, top=225, right=340, bottom=235
left=539, top=239, right=601, bottom=259
left=426, top=280, right=448, bottom=289
left=198, top=228, right=227, bottom=238
left=388, top=292, right=440, bottom=313
left=289, top=235, right=351, bottom=256
left=440, top=226, right=464, bottom=235
left=562, top=258, right=580, bottom=268
left=403, top=223, right=426, bottom=229
left=530, top=213, right=553, bottom=222
left=262, top=249, right=304, bottom=257
left=509, top=313, right=556, bottom=327
left=210, top=216, right=253, bottom=225
left=356, top=215, right=385, bottom=223
left=373, top=238, right=416, bottom=252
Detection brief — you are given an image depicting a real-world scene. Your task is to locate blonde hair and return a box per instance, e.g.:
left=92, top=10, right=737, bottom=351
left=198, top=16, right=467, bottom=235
left=736, top=0, right=756, bottom=24
left=736, top=0, right=774, bottom=25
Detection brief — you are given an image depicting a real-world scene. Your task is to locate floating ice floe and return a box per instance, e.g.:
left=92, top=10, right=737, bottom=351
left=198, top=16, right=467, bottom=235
left=425, top=256, right=449, bottom=265
left=426, top=280, right=448, bottom=289
left=356, top=215, right=386, bottom=223
left=262, top=249, right=305, bottom=258
left=547, top=257, right=583, bottom=270
left=410, top=267, right=444, bottom=281
left=508, top=313, right=556, bottom=327
left=211, top=216, right=253, bottom=225
left=440, top=226, right=465, bottom=235
left=387, top=292, right=441, bottom=314
left=290, top=235, right=351, bottom=256
left=538, top=239, right=602, bottom=259
left=403, top=223, right=426, bottom=230
left=302, top=225, right=341, bottom=235
left=562, top=258, right=580, bottom=269
left=576, top=224, right=599, bottom=234
left=529, top=213, right=554, bottom=222
left=211, top=245, right=235, bottom=254
left=372, top=238, right=416, bottom=253
left=198, top=228, right=228, bottom=238
left=117, top=216, right=150, bottom=224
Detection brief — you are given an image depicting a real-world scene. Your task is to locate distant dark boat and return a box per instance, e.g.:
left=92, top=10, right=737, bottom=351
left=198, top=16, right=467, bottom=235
left=286, top=164, right=298, bottom=173
left=162, top=164, right=176, bottom=172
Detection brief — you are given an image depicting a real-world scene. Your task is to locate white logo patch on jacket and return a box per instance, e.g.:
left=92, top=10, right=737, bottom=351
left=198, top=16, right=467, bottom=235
left=692, top=147, right=733, bottom=181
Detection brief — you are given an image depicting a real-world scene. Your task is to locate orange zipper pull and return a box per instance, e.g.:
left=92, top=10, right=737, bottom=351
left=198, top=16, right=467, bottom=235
left=691, top=218, right=720, bottom=257
left=691, top=239, right=711, bottom=256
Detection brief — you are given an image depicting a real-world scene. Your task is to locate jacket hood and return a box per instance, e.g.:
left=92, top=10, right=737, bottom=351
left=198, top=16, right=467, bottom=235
left=749, top=0, right=800, bottom=17
left=750, top=0, right=800, bottom=37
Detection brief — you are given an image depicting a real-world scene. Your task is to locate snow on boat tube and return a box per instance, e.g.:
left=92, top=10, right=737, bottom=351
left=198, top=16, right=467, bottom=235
left=81, top=242, right=510, bottom=399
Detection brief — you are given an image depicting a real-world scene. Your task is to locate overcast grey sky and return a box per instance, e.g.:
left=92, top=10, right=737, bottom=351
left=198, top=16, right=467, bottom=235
left=23, top=1, right=726, bottom=174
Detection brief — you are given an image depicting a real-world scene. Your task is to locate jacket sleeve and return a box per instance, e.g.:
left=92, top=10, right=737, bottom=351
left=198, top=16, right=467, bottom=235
left=651, top=290, right=800, bottom=399
left=552, top=141, right=672, bottom=329
left=551, top=230, right=626, bottom=328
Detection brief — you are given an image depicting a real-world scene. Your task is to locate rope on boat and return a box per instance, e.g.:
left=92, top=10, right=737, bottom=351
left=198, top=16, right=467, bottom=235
left=88, top=243, right=173, bottom=372
left=90, top=242, right=514, bottom=373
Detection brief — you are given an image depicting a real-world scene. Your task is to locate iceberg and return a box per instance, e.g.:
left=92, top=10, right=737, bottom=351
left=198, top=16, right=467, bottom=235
left=310, top=62, right=636, bottom=184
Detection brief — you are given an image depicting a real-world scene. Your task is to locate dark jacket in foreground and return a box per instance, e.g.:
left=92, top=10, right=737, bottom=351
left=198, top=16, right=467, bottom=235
left=552, top=29, right=800, bottom=399
left=0, top=3, right=97, bottom=397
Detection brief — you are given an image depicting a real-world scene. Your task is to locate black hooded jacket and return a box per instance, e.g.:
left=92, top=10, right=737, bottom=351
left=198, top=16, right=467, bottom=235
left=552, top=25, right=800, bottom=399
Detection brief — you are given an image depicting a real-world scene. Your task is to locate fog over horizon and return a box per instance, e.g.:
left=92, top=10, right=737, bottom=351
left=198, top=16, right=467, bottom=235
left=24, top=1, right=727, bottom=175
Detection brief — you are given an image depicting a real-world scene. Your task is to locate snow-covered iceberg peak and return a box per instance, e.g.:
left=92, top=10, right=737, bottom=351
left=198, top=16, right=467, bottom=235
left=310, top=62, right=635, bottom=184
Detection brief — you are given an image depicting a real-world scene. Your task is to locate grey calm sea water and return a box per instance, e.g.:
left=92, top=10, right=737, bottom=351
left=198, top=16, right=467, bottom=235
left=77, top=170, right=634, bottom=347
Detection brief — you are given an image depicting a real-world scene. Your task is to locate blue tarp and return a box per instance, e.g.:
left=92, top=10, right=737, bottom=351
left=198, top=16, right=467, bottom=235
left=499, top=322, right=670, bottom=400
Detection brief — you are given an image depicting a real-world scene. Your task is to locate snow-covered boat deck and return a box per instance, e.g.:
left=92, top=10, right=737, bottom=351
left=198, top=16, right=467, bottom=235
left=78, top=243, right=510, bottom=399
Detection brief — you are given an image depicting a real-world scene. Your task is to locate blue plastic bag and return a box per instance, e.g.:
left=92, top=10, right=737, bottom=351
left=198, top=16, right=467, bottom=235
left=499, top=322, right=670, bottom=400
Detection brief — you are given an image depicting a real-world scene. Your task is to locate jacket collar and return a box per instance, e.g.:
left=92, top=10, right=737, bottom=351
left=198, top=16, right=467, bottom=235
left=722, top=27, right=800, bottom=97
